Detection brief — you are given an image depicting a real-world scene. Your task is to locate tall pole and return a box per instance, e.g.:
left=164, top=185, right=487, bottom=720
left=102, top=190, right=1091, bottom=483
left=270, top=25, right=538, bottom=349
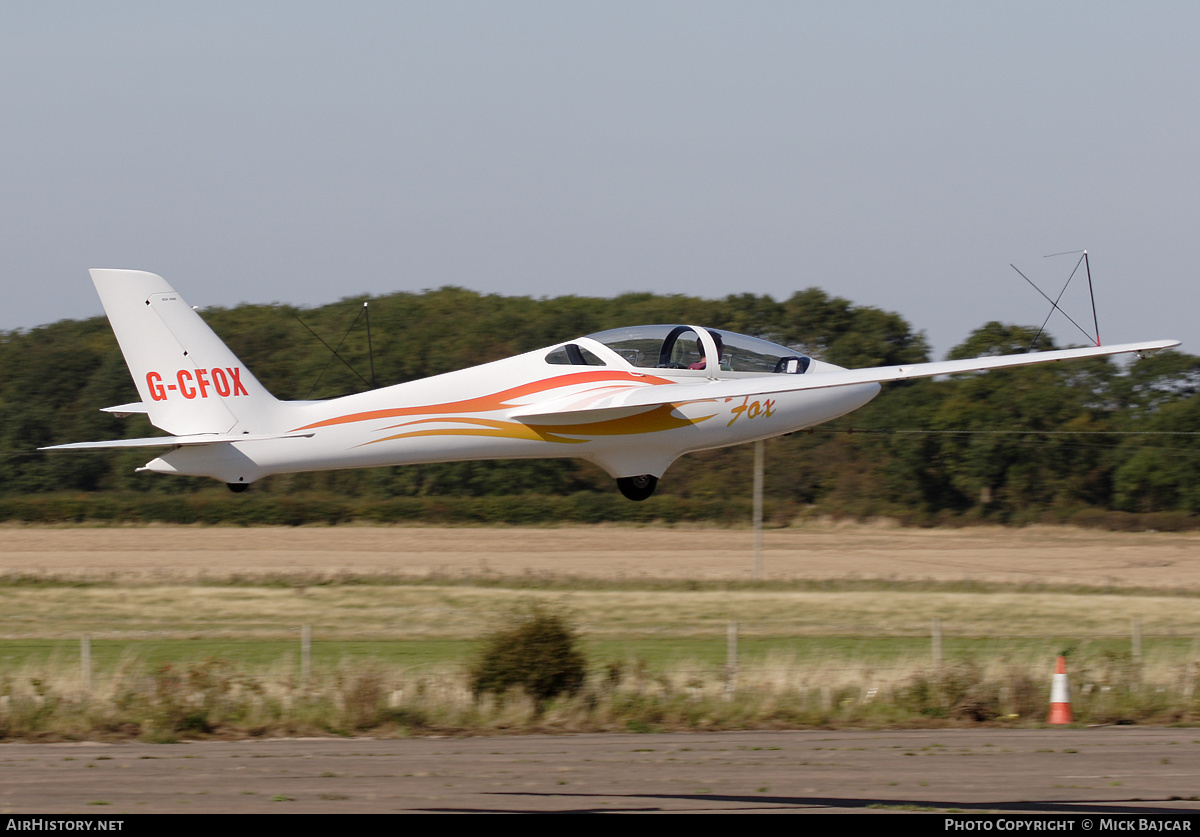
left=753, top=439, right=763, bottom=579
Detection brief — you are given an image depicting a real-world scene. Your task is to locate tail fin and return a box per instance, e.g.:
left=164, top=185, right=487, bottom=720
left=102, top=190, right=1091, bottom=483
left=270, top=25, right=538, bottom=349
left=90, top=269, right=279, bottom=435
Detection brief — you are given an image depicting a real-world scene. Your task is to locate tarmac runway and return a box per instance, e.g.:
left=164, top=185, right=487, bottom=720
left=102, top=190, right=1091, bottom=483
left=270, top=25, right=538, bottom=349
left=3, top=728, right=1200, bottom=814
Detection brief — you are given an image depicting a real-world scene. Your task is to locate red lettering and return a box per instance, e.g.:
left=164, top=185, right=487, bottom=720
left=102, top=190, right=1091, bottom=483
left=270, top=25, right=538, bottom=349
left=228, top=367, right=249, bottom=396
left=146, top=371, right=166, bottom=401
left=177, top=369, right=196, bottom=399
left=211, top=367, right=231, bottom=397
left=146, top=371, right=167, bottom=401
left=157, top=368, right=248, bottom=399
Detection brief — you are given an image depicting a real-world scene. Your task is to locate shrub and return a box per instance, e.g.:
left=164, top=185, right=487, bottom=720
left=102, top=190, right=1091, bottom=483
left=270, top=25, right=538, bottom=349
left=897, top=661, right=995, bottom=721
left=469, top=602, right=587, bottom=712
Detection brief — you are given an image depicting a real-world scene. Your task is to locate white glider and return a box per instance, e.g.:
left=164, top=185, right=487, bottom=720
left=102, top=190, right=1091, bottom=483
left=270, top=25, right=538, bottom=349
left=42, top=270, right=1179, bottom=500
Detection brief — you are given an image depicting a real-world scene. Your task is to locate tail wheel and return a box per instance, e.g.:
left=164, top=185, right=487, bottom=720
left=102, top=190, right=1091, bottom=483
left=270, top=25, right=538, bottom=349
left=616, top=474, right=658, bottom=501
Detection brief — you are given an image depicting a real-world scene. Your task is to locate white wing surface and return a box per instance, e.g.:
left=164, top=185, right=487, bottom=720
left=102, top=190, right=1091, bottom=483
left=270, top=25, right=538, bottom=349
left=512, top=339, right=1180, bottom=422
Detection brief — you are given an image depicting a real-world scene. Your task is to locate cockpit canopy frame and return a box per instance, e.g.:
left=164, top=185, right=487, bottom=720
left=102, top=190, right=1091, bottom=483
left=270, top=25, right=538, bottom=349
left=580, top=325, right=811, bottom=375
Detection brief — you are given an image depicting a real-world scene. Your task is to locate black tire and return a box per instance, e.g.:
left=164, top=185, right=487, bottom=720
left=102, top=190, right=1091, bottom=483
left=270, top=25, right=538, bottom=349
left=226, top=482, right=250, bottom=494
left=616, top=474, right=658, bottom=501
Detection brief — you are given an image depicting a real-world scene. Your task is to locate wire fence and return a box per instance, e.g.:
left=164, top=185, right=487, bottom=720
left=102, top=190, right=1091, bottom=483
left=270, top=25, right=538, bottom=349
left=2, top=618, right=1197, bottom=692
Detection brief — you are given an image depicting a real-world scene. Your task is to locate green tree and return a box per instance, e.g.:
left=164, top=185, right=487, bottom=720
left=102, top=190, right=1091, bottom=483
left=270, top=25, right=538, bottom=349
left=1112, top=395, right=1200, bottom=513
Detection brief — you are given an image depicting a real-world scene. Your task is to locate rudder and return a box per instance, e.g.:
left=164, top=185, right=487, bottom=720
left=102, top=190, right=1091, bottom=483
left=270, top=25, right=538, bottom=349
left=90, top=269, right=279, bottom=435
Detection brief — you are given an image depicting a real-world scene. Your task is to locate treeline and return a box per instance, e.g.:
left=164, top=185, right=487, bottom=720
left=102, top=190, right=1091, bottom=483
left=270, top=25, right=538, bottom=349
left=2, top=286, right=1198, bottom=526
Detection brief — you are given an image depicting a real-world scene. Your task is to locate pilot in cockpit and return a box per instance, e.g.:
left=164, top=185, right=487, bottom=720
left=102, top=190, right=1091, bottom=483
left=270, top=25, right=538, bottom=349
left=689, top=331, right=727, bottom=371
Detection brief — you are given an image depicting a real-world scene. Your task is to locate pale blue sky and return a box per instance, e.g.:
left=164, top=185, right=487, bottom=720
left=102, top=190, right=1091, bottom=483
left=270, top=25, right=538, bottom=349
left=2, top=1, right=1196, bottom=359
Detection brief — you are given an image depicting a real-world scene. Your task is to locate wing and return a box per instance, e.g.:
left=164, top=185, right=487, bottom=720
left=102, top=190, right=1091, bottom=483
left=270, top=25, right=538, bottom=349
left=511, top=339, right=1181, bottom=422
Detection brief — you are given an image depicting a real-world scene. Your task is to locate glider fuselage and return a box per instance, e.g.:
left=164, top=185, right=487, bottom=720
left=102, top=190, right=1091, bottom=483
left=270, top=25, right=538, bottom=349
left=143, top=339, right=880, bottom=485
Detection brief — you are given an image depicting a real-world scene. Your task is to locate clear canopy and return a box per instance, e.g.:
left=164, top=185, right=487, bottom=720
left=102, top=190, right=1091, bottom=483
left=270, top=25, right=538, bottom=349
left=584, top=325, right=811, bottom=374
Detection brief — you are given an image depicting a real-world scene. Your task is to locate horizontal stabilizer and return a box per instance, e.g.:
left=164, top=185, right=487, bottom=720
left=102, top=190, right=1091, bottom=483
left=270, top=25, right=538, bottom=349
left=100, top=402, right=148, bottom=417
left=40, top=432, right=314, bottom=452
left=511, top=339, right=1181, bottom=422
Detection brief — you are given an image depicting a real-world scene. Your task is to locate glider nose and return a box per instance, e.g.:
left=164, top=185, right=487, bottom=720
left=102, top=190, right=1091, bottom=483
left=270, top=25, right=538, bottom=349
left=841, top=380, right=882, bottom=411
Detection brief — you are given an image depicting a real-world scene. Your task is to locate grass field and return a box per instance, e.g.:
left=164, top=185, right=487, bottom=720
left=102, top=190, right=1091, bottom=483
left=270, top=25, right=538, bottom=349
left=5, top=521, right=1200, bottom=587
left=1, top=522, right=1199, bottom=738
left=0, top=576, right=1196, bottom=642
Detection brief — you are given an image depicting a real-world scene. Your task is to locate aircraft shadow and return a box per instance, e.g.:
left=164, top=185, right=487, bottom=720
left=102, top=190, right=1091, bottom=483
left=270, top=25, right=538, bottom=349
left=414, top=791, right=1198, bottom=814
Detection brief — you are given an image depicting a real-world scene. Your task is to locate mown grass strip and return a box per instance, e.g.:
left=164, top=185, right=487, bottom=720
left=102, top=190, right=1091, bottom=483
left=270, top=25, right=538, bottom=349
left=0, top=635, right=1192, bottom=671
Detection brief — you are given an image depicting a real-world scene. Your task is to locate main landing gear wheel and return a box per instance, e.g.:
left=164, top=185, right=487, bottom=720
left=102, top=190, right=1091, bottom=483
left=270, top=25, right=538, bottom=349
left=616, top=474, right=658, bottom=501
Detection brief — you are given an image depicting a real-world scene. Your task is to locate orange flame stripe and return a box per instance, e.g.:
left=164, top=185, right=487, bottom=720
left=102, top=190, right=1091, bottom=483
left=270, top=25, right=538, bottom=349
left=360, top=404, right=716, bottom=447
left=291, top=370, right=672, bottom=432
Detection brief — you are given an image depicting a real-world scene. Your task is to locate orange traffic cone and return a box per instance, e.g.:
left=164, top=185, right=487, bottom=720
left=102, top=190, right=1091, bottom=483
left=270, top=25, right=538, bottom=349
left=1047, top=655, right=1073, bottom=724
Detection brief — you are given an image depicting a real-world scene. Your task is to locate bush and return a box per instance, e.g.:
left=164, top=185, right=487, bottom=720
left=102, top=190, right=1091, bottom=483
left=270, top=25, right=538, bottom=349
left=897, top=661, right=996, bottom=721
left=469, top=602, right=587, bottom=712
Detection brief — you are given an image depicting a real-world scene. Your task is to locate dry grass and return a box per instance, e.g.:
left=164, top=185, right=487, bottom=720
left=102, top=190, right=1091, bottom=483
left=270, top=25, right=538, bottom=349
left=4, top=522, right=1200, bottom=590
left=2, top=645, right=1197, bottom=740
left=0, top=584, right=1198, bottom=640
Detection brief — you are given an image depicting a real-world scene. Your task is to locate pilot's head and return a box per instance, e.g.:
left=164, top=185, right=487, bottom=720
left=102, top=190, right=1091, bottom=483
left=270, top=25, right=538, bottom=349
left=698, top=331, right=724, bottom=358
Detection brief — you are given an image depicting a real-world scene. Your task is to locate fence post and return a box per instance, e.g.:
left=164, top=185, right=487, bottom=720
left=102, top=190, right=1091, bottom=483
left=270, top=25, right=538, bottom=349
left=1180, top=637, right=1200, bottom=695
left=932, top=618, right=942, bottom=666
left=80, top=635, right=92, bottom=697
left=1132, top=617, right=1142, bottom=687
left=725, top=621, right=738, bottom=698
left=301, top=625, right=312, bottom=687
left=1185, top=637, right=1199, bottom=700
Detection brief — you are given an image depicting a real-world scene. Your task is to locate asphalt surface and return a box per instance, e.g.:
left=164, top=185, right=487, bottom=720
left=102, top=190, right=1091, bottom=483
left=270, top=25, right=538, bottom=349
left=3, top=728, right=1200, bottom=814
